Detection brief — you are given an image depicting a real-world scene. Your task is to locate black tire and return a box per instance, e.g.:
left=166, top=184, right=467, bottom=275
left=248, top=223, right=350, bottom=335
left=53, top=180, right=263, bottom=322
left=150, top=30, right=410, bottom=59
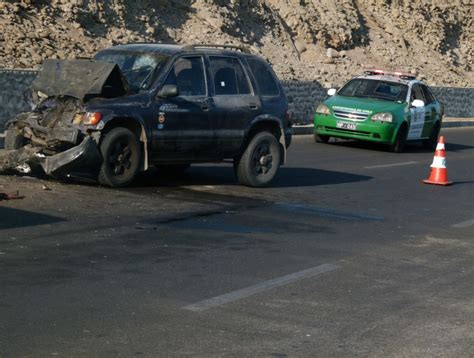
left=235, top=131, right=281, bottom=187
left=389, top=124, right=408, bottom=153
left=422, top=122, right=440, bottom=150
left=155, top=164, right=190, bottom=176
left=314, top=133, right=330, bottom=143
left=4, top=128, right=25, bottom=150
left=97, top=127, right=141, bottom=187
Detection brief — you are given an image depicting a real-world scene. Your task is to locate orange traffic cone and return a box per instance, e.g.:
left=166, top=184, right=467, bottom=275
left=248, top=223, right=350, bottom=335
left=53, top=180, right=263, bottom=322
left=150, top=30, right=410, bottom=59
left=423, top=136, right=452, bottom=186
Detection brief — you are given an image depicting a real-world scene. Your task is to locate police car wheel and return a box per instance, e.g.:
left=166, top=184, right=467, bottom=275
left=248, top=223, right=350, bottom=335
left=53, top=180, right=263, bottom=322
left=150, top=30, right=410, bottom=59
left=314, top=133, right=330, bottom=143
left=390, top=124, right=408, bottom=153
left=422, top=122, right=440, bottom=150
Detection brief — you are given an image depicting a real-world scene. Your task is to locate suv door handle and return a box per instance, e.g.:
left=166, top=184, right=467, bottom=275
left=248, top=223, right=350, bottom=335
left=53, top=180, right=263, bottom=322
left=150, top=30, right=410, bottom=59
left=201, top=102, right=210, bottom=111
left=249, top=104, right=258, bottom=110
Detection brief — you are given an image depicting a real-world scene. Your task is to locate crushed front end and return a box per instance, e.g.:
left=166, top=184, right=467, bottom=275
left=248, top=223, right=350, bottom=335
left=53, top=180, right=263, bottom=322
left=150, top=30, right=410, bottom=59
left=0, top=59, right=128, bottom=178
left=1, top=96, right=102, bottom=177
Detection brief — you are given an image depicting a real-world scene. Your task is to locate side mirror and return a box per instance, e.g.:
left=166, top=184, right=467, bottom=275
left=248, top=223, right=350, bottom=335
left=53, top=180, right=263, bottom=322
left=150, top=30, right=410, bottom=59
left=411, top=99, right=425, bottom=108
left=327, top=88, right=337, bottom=96
left=158, top=85, right=179, bottom=98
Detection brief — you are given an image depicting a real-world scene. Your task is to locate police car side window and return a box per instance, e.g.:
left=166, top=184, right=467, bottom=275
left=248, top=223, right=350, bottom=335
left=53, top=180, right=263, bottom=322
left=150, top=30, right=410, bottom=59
left=411, top=85, right=426, bottom=103
left=421, top=85, right=434, bottom=104
left=164, top=57, right=206, bottom=97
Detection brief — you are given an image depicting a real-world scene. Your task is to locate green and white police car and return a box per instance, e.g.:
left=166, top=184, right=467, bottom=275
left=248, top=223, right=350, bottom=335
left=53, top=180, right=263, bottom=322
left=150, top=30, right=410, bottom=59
left=314, top=69, right=443, bottom=152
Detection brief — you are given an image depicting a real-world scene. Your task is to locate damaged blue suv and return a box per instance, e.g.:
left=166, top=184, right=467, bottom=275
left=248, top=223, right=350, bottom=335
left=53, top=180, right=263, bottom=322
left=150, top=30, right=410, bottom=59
left=2, top=44, right=292, bottom=187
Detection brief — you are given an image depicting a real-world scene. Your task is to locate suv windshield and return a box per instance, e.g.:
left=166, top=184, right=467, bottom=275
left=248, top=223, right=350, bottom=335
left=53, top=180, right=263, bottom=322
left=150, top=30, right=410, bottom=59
left=94, top=51, right=169, bottom=93
left=338, top=78, right=408, bottom=102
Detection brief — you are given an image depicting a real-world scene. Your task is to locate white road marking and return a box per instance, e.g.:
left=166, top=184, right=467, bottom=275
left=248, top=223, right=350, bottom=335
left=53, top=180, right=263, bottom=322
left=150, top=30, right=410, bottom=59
left=365, top=161, right=418, bottom=169
left=452, top=219, right=474, bottom=228
left=183, top=263, right=340, bottom=312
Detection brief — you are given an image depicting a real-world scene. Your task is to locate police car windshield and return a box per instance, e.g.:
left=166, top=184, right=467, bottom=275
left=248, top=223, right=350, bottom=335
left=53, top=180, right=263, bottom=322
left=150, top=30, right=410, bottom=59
left=94, top=51, right=169, bottom=93
left=338, top=78, right=408, bottom=102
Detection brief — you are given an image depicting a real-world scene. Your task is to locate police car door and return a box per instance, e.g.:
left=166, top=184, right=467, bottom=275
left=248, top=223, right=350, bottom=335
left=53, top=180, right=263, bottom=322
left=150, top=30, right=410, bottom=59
left=408, top=84, right=426, bottom=140
left=420, top=84, right=436, bottom=137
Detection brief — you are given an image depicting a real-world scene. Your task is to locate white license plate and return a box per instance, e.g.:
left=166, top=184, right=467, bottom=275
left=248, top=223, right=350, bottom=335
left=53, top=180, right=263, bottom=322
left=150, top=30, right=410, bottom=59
left=336, top=121, right=357, bottom=130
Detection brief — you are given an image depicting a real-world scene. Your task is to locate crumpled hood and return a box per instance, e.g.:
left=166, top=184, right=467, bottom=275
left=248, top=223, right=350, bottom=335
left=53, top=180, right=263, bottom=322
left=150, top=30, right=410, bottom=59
left=32, top=59, right=129, bottom=101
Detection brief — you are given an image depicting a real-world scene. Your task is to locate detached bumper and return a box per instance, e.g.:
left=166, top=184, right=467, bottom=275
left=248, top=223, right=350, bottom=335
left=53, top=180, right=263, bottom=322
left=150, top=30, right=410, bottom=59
left=41, top=137, right=102, bottom=176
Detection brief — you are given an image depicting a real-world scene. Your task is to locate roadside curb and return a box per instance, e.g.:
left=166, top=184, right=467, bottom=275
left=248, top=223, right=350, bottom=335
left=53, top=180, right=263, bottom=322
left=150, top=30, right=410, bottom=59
left=292, top=118, right=474, bottom=135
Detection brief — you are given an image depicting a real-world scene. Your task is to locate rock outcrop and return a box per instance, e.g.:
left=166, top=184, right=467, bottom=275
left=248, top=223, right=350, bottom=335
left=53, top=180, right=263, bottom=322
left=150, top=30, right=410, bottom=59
left=0, top=0, right=472, bottom=87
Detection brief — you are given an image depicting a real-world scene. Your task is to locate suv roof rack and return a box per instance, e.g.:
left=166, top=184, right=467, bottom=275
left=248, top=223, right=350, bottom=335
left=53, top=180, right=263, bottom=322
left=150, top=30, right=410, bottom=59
left=183, top=44, right=251, bottom=53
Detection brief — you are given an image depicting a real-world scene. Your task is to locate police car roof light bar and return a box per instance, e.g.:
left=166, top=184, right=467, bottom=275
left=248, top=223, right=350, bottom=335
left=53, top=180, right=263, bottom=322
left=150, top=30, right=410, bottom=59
left=364, top=68, right=417, bottom=80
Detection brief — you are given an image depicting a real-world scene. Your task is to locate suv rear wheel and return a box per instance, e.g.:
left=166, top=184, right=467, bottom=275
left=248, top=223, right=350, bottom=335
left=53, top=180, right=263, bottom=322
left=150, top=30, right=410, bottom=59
left=235, top=131, right=281, bottom=187
left=98, top=127, right=141, bottom=187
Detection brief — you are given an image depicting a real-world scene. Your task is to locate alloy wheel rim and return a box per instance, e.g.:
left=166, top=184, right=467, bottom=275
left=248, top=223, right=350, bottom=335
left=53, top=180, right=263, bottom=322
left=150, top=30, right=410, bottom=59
left=109, top=140, right=132, bottom=176
left=252, top=141, right=273, bottom=175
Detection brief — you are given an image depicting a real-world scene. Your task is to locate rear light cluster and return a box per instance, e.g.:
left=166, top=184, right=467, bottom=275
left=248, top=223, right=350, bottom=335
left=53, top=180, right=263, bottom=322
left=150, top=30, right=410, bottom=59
left=364, top=68, right=417, bottom=80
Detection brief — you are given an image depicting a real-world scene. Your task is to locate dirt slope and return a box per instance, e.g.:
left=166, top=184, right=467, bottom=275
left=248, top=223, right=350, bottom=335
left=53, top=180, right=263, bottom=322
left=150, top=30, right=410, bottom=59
left=0, top=0, right=472, bottom=87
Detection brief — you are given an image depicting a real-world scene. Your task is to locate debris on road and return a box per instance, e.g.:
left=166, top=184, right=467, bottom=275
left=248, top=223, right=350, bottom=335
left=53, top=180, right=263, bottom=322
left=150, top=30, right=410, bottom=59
left=0, top=190, right=24, bottom=201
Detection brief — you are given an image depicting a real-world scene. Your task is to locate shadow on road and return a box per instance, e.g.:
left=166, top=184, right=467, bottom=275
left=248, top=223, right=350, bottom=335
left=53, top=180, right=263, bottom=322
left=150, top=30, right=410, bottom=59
left=327, top=138, right=474, bottom=153
left=132, top=166, right=372, bottom=188
left=0, top=206, right=65, bottom=230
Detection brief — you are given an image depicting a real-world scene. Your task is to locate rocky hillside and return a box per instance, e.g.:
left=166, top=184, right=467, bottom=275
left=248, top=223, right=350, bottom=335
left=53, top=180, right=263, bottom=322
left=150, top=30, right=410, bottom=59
left=0, top=0, right=472, bottom=87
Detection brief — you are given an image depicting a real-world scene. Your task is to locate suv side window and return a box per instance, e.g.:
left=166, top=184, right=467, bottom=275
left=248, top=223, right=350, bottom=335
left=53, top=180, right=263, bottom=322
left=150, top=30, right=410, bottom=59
left=209, top=56, right=251, bottom=95
left=164, top=56, right=206, bottom=97
left=421, top=85, right=434, bottom=104
left=247, top=58, right=280, bottom=96
left=411, top=84, right=426, bottom=103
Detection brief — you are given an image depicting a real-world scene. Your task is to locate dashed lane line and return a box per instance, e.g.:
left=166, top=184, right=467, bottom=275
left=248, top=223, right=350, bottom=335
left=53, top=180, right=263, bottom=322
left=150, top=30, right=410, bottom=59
left=183, top=263, right=341, bottom=312
left=365, top=161, right=418, bottom=169
left=452, top=219, right=474, bottom=229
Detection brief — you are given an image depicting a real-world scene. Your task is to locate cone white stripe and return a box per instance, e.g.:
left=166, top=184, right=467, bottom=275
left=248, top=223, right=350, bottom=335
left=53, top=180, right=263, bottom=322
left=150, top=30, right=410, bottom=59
left=436, top=143, right=445, bottom=151
left=431, top=156, right=446, bottom=168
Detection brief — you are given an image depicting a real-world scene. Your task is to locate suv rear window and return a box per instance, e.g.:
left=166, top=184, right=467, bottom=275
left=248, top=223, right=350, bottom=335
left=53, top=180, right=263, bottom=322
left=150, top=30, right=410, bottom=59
left=247, top=58, right=279, bottom=96
left=209, top=56, right=251, bottom=95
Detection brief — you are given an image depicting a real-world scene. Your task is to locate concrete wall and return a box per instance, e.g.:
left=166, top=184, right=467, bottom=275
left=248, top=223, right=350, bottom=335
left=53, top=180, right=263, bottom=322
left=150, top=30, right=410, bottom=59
left=0, top=70, right=473, bottom=130
left=0, top=70, right=36, bottom=129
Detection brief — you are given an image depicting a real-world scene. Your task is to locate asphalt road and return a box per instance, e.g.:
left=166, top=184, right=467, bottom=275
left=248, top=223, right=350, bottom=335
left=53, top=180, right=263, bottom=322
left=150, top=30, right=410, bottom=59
left=1, top=128, right=473, bottom=357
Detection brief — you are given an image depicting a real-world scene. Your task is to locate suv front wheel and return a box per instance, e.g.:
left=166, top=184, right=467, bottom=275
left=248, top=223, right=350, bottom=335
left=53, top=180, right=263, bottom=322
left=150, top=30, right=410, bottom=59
left=98, top=127, right=141, bottom=187
left=235, top=131, right=281, bottom=187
